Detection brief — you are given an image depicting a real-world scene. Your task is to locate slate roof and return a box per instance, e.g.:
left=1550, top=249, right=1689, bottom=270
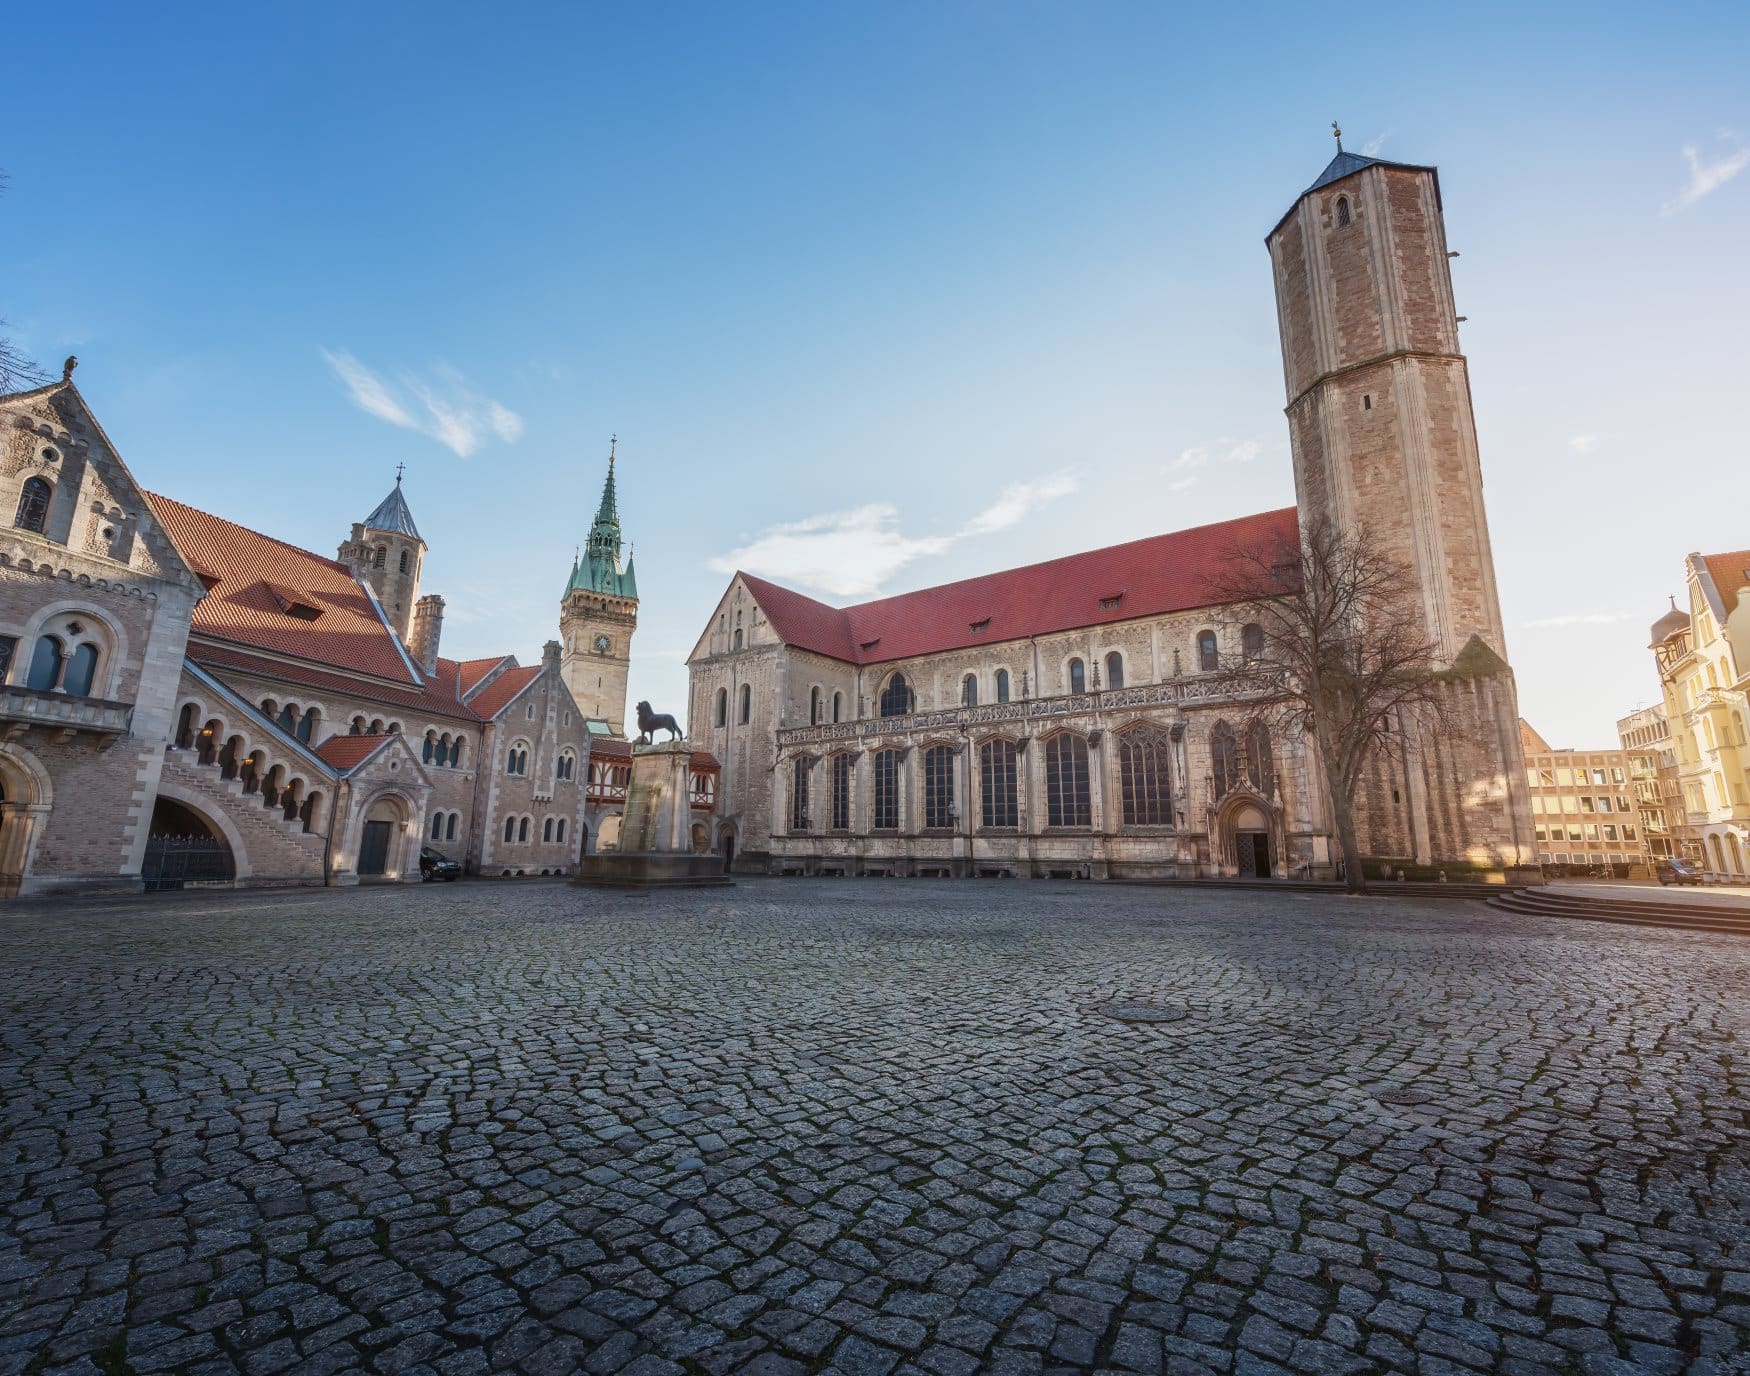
left=738, top=507, right=1300, bottom=667
left=1268, top=150, right=1440, bottom=240
left=148, top=493, right=421, bottom=684
left=361, top=481, right=423, bottom=542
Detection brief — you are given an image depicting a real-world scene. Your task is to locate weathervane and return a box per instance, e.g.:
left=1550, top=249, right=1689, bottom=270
left=609, top=433, right=617, bottom=466
left=1331, top=120, right=1343, bottom=153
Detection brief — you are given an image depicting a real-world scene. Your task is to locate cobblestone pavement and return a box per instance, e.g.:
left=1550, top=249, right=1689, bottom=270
left=2, top=879, right=1748, bottom=1376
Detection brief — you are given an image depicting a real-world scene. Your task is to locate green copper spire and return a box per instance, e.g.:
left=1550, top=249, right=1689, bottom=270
left=565, top=438, right=637, bottom=601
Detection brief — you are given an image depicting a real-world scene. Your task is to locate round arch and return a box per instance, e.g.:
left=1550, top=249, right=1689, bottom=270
left=147, top=780, right=252, bottom=880
left=351, top=787, right=420, bottom=881
left=14, top=599, right=133, bottom=698
left=0, top=743, right=54, bottom=896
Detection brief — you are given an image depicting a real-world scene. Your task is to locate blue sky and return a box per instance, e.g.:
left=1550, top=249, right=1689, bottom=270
left=3, top=1, right=1746, bottom=744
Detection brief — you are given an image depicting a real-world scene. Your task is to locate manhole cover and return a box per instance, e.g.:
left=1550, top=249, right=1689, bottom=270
left=1093, top=1001, right=1190, bottom=1024
left=1375, top=1088, right=1432, bottom=1106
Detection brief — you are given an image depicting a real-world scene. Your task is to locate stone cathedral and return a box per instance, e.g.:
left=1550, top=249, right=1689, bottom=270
left=686, top=143, right=1537, bottom=880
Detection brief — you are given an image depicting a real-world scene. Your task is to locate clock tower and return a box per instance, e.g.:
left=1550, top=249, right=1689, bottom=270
left=560, top=442, right=638, bottom=736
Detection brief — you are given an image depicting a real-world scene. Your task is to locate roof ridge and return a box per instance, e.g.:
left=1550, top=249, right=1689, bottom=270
left=144, top=491, right=356, bottom=575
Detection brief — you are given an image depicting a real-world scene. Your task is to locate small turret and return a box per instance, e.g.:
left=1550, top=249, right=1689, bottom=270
left=340, top=468, right=427, bottom=644
left=560, top=439, right=639, bottom=736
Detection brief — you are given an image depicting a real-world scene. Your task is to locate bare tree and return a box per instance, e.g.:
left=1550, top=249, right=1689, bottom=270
left=1206, top=516, right=1442, bottom=894
left=1, top=171, right=46, bottom=395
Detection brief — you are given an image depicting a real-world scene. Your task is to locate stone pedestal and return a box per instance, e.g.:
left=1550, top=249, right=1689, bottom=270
left=574, top=741, right=732, bottom=890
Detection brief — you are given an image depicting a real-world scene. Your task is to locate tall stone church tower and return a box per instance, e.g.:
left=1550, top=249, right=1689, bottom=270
left=339, top=474, right=426, bottom=643
left=1267, top=139, right=1534, bottom=869
left=560, top=444, right=638, bottom=736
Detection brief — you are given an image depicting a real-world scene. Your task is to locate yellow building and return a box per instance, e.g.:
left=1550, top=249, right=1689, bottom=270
left=1519, top=722, right=1652, bottom=876
left=1649, top=549, right=1750, bottom=879
left=1616, top=704, right=1683, bottom=861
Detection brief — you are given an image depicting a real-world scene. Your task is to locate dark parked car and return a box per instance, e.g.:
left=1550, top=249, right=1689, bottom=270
left=1657, top=857, right=1703, bottom=886
left=420, top=847, right=462, bottom=882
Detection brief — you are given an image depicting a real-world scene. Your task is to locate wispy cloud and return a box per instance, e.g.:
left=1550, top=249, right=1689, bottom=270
left=1568, top=434, right=1597, bottom=454
left=1162, top=436, right=1262, bottom=490
left=322, top=350, right=523, bottom=457
left=1661, top=135, right=1749, bottom=215
left=1360, top=130, right=1391, bottom=157
left=710, top=470, right=1080, bottom=598
left=1523, top=611, right=1635, bottom=629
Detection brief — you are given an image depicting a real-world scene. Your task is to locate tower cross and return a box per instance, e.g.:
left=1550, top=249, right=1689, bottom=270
left=395, top=461, right=406, bottom=485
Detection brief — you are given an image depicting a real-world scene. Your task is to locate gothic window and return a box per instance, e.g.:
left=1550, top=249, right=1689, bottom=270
left=995, top=669, right=1010, bottom=703
left=1198, top=631, right=1219, bottom=672
left=176, top=704, right=199, bottom=750
left=373, top=545, right=387, bottom=569
left=1242, top=623, right=1264, bottom=663
left=507, top=745, right=528, bottom=775
left=1105, top=652, right=1124, bottom=690
left=980, top=739, right=1019, bottom=828
left=829, top=753, right=851, bottom=830
left=557, top=750, right=577, bottom=781
left=63, top=642, right=98, bottom=697
left=791, top=757, right=811, bottom=831
left=25, top=635, right=63, bottom=691
left=518, top=816, right=530, bottom=843
left=740, top=684, right=751, bottom=724
left=924, top=746, right=955, bottom=829
left=450, top=735, right=465, bottom=767
left=543, top=817, right=554, bottom=842
left=1045, top=733, right=1091, bottom=828
left=1119, top=727, right=1173, bottom=826
left=503, top=815, right=516, bottom=843
left=301, top=791, right=321, bottom=833
left=1211, top=720, right=1239, bottom=796
left=14, top=477, right=51, bottom=534
left=399, top=549, right=410, bottom=573
left=1067, top=658, right=1086, bottom=694
left=962, top=674, right=978, bottom=707
left=445, top=812, right=458, bottom=842
left=1246, top=721, right=1274, bottom=794
left=556, top=818, right=566, bottom=844
left=1336, top=196, right=1351, bottom=227
left=715, top=688, right=728, bottom=727
left=873, top=749, right=900, bottom=829
left=879, top=673, right=913, bottom=718
left=431, top=812, right=445, bottom=841
left=810, top=687, right=821, bottom=725
left=832, top=691, right=842, bottom=723
left=733, top=629, right=743, bottom=650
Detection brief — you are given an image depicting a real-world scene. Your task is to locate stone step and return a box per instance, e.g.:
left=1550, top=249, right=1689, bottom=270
left=1486, top=892, right=1750, bottom=936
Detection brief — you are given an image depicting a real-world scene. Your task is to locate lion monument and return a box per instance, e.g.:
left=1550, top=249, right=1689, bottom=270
left=635, top=700, right=684, bottom=744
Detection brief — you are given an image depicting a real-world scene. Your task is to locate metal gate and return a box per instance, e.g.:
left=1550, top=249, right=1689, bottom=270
left=143, top=834, right=236, bottom=891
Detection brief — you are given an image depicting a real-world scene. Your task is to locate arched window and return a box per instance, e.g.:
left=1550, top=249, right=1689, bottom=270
left=25, top=635, right=63, bottom=691
left=423, top=731, right=436, bottom=763
left=1242, top=623, right=1264, bottom=663
left=399, top=549, right=410, bottom=573
left=962, top=674, right=978, bottom=707
left=63, top=643, right=98, bottom=697
left=832, top=691, right=842, bottom=724
left=1211, top=721, right=1239, bottom=797
left=507, top=746, right=528, bottom=775
left=543, top=817, right=554, bottom=842
left=1067, top=658, right=1086, bottom=694
left=445, top=813, right=458, bottom=842
left=14, top=477, right=52, bottom=534
left=431, top=812, right=445, bottom=841
left=733, top=629, right=743, bottom=650
left=1104, top=652, right=1124, bottom=691
left=1336, top=196, right=1351, bottom=227
left=557, top=818, right=566, bottom=844
left=1119, top=728, right=1173, bottom=826
left=176, top=704, right=200, bottom=749
left=879, top=673, right=913, bottom=718
left=518, top=816, right=530, bottom=843
left=450, top=735, right=465, bottom=767
left=1045, top=734, right=1091, bottom=828
left=373, top=546, right=387, bottom=569
left=810, top=687, right=821, bottom=725
left=829, top=753, right=851, bottom=830
left=1246, top=721, right=1274, bottom=794
left=349, top=716, right=365, bottom=735
left=791, top=757, right=811, bottom=831
left=557, top=750, right=576, bottom=781
left=369, top=719, right=384, bottom=734
left=277, top=704, right=297, bottom=735
left=995, top=669, right=1010, bottom=704
left=300, top=791, right=321, bottom=833
left=503, top=816, right=516, bottom=843
left=1198, top=631, right=1219, bottom=672
left=873, top=749, right=900, bottom=829
left=924, top=746, right=955, bottom=828
left=980, top=739, right=1019, bottom=828
left=715, top=688, right=728, bottom=727
left=739, top=684, right=751, bottom=724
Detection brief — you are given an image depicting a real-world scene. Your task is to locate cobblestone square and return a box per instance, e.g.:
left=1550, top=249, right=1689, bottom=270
left=2, top=879, right=1747, bottom=1375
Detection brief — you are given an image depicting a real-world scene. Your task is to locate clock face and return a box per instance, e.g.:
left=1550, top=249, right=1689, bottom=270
left=594, top=634, right=611, bottom=654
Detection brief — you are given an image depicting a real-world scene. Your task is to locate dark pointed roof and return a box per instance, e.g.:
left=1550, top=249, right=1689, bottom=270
left=1650, top=597, right=1689, bottom=645
left=1305, top=150, right=1384, bottom=193
left=566, top=448, right=637, bottom=600
left=1268, top=147, right=1440, bottom=241
left=362, top=479, right=423, bottom=543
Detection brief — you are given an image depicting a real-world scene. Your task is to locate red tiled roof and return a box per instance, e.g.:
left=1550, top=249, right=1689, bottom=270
left=741, top=507, right=1300, bottom=665
left=591, top=737, right=633, bottom=758
left=1702, top=550, right=1750, bottom=616
left=188, top=642, right=477, bottom=720
left=457, top=656, right=511, bottom=695
left=147, top=493, right=418, bottom=684
left=314, top=734, right=392, bottom=771
left=689, top=751, right=721, bottom=770
left=467, top=665, right=541, bottom=720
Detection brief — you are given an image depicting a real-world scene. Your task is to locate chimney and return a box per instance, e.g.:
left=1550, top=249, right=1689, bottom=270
left=542, top=639, right=562, bottom=671
left=409, top=594, right=445, bottom=676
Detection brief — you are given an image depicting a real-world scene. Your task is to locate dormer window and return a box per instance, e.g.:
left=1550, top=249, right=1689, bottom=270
left=1336, top=196, right=1352, bottom=227
left=969, top=618, right=990, bottom=634
left=1099, top=593, right=1123, bottom=611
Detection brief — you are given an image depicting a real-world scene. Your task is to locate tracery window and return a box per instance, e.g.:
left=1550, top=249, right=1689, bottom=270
left=1044, top=733, right=1091, bottom=828
left=962, top=674, right=978, bottom=707
left=995, top=669, right=1010, bottom=703
left=1336, top=195, right=1351, bottom=227
left=1198, top=630, right=1219, bottom=672
left=1068, top=658, right=1086, bottom=694
left=1104, top=652, right=1124, bottom=690
left=873, top=749, right=900, bottom=829
left=1246, top=721, right=1274, bottom=794
left=791, top=756, right=811, bottom=830
left=923, top=745, right=955, bottom=829
left=1119, top=727, right=1173, bottom=825
left=507, top=745, right=528, bottom=775
left=879, top=673, right=913, bottom=718
left=980, top=739, right=1019, bottom=828
left=829, top=752, right=851, bottom=830
left=1211, top=720, right=1239, bottom=797
left=14, top=477, right=51, bottom=534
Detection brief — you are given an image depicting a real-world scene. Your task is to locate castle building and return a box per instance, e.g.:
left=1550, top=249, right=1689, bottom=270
left=687, top=143, right=1536, bottom=879
left=0, top=371, right=618, bottom=894
left=560, top=444, right=638, bottom=738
